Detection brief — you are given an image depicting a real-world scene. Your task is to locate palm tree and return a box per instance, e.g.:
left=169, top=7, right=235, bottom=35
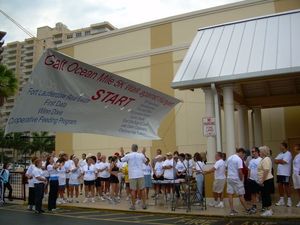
left=30, top=132, right=55, bottom=156
left=0, top=64, right=18, bottom=106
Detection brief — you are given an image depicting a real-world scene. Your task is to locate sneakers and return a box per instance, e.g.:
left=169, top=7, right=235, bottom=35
left=83, top=198, right=89, bottom=203
left=91, top=198, right=95, bottom=203
left=261, top=209, right=273, bottom=216
left=142, top=204, right=147, bottom=210
left=287, top=198, right=292, bottom=207
left=296, top=202, right=300, bottom=208
left=208, top=201, right=217, bottom=207
left=126, top=196, right=130, bottom=201
left=100, top=196, right=106, bottom=201
left=129, top=205, right=136, bottom=210
left=214, top=202, right=224, bottom=208
left=248, top=207, right=257, bottom=214
left=275, top=199, right=285, bottom=206
left=229, top=210, right=238, bottom=216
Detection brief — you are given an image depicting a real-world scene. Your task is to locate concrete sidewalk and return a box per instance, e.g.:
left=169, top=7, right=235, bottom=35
left=39, top=194, right=300, bottom=219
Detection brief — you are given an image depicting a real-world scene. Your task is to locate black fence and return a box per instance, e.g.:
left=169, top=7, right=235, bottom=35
left=5, top=172, right=26, bottom=201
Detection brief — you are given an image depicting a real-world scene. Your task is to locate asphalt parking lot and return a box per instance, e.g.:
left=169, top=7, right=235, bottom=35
left=1, top=204, right=300, bottom=225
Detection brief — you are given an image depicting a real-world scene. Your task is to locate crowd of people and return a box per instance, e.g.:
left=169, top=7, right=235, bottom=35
left=1, top=142, right=300, bottom=217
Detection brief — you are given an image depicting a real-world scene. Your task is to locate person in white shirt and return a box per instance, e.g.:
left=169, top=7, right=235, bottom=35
left=204, top=152, right=226, bottom=208
left=82, top=157, right=97, bottom=203
left=57, top=158, right=67, bottom=204
left=274, top=142, right=293, bottom=207
left=64, top=154, right=75, bottom=201
left=69, top=157, right=81, bottom=203
left=292, top=144, right=300, bottom=207
left=25, top=156, right=38, bottom=211
left=247, top=147, right=262, bottom=213
left=79, top=153, right=87, bottom=194
left=226, top=148, right=250, bottom=216
left=162, top=152, right=175, bottom=201
left=96, top=155, right=110, bottom=200
left=121, top=144, right=147, bottom=210
left=47, top=156, right=61, bottom=211
left=32, top=159, right=47, bottom=214
left=143, top=158, right=152, bottom=199
left=193, top=152, right=205, bottom=204
left=153, top=155, right=164, bottom=198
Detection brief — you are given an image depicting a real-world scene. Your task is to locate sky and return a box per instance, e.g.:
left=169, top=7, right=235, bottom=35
left=1, top=0, right=242, bottom=43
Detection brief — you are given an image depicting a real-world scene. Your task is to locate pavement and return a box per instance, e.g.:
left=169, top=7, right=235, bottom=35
left=5, top=190, right=300, bottom=218
left=1, top=203, right=300, bottom=225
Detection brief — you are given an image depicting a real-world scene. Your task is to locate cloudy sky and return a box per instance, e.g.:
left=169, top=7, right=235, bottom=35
left=1, top=0, right=242, bottom=43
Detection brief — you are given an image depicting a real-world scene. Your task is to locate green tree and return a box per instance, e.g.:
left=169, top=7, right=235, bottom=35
left=0, top=64, right=18, bottom=106
left=30, top=132, right=55, bottom=155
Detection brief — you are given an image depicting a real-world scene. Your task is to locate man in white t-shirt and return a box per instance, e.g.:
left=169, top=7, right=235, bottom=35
left=293, top=144, right=300, bottom=207
left=205, top=152, right=226, bottom=208
left=121, top=144, right=147, bottom=210
left=247, top=147, right=262, bottom=213
left=226, top=148, right=250, bottom=215
left=274, top=142, right=292, bottom=207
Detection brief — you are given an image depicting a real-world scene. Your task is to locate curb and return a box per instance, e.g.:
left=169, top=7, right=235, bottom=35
left=54, top=204, right=300, bottom=221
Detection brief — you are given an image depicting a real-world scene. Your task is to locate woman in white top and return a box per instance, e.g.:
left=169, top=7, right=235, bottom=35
left=153, top=155, right=164, bottom=197
left=32, top=159, right=47, bottom=214
left=57, top=159, right=67, bottom=204
left=143, top=157, right=152, bottom=199
left=82, top=157, right=97, bottom=203
left=69, top=157, right=81, bottom=203
left=162, top=152, right=175, bottom=200
left=258, top=146, right=274, bottom=216
left=96, top=155, right=110, bottom=200
left=193, top=152, right=205, bottom=203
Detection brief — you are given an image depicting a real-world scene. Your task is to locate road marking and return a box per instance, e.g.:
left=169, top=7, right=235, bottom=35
left=141, top=216, right=185, bottom=222
left=61, top=210, right=109, bottom=215
left=0, top=207, right=175, bottom=225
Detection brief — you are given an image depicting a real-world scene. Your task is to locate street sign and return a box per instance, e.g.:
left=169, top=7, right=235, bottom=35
left=202, top=117, right=216, bottom=137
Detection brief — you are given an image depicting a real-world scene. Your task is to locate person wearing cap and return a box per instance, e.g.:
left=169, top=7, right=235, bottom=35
left=121, top=144, right=147, bottom=210
left=162, top=152, right=175, bottom=201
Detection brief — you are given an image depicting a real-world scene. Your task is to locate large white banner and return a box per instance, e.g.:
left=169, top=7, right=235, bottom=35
left=5, top=49, right=180, bottom=140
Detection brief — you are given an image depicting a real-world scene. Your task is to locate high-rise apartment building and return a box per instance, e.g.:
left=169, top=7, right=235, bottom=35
left=0, top=21, right=115, bottom=128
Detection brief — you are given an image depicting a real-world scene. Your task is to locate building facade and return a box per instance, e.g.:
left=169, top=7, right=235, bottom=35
left=56, top=0, right=300, bottom=161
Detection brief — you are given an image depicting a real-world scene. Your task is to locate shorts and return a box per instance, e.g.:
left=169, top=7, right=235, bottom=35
left=153, top=174, right=164, bottom=180
left=66, top=178, right=70, bottom=187
left=109, top=175, right=119, bottom=184
left=248, top=179, right=260, bottom=194
left=129, top=177, right=145, bottom=190
left=84, top=180, right=95, bottom=186
left=95, top=177, right=101, bottom=187
left=69, top=183, right=80, bottom=187
left=213, top=179, right=225, bottom=193
left=293, top=174, right=300, bottom=189
left=144, top=175, right=152, bottom=188
left=227, top=178, right=245, bottom=196
left=277, top=175, right=290, bottom=184
left=100, top=177, right=110, bottom=182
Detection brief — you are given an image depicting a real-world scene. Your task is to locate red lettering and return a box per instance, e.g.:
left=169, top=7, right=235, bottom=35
left=44, top=55, right=55, bottom=65
left=67, top=62, right=79, bottom=72
left=123, top=98, right=135, bottom=107
left=91, top=89, right=105, bottom=100
left=114, top=96, right=128, bottom=106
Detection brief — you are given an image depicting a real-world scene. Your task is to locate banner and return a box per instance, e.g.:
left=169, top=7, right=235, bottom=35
left=5, top=49, right=180, bottom=140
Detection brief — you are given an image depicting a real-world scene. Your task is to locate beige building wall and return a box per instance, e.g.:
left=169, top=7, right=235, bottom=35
left=56, top=0, right=300, bottom=164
